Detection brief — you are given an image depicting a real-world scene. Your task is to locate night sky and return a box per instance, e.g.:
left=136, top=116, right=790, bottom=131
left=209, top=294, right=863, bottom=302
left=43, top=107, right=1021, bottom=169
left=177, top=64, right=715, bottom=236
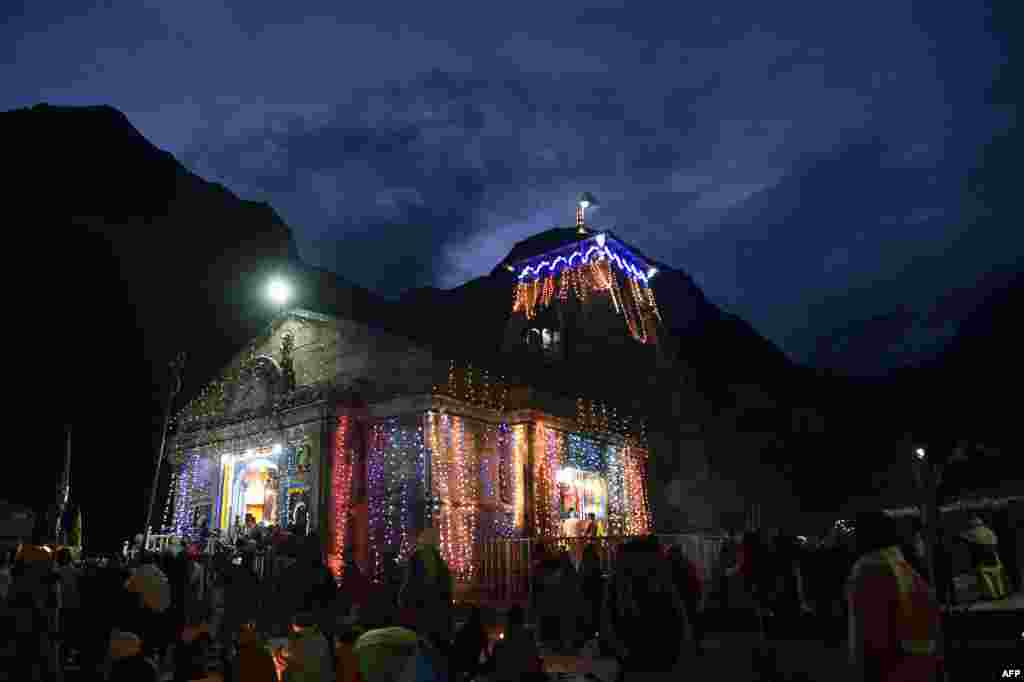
left=4, top=2, right=1019, bottom=372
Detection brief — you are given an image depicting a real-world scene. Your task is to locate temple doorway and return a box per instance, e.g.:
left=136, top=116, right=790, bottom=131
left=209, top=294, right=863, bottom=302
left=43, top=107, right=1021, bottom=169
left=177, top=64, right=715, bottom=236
left=226, top=457, right=280, bottom=528
left=557, top=466, right=608, bottom=536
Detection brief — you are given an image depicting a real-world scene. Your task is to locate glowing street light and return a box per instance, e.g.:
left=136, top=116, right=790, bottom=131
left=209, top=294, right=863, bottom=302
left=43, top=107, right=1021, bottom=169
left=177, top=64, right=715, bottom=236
left=267, top=277, right=292, bottom=306
left=915, top=447, right=926, bottom=460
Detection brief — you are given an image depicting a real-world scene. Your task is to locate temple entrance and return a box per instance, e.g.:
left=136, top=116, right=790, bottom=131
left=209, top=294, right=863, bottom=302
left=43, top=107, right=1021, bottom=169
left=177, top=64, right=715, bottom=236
left=556, top=466, right=608, bottom=536
left=225, top=456, right=280, bottom=529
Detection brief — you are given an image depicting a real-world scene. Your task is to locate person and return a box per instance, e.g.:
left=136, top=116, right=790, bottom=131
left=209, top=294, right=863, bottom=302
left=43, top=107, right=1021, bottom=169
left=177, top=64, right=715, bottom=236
left=398, top=527, right=454, bottom=652
left=0, top=549, right=12, bottom=602
left=992, top=507, right=1020, bottom=595
left=602, top=536, right=689, bottom=679
left=958, top=516, right=1009, bottom=600
left=198, top=517, right=211, bottom=549
left=533, top=547, right=565, bottom=650
left=8, top=545, right=61, bottom=681
left=847, top=511, right=943, bottom=682
left=351, top=625, right=420, bottom=682
left=767, top=534, right=811, bottom=637
left=334, top=623, right=366, bottom=682
left=109, top=630, right=161, bottom=681
left=56, top=546, right=82, bottom=665
left=562, top=508, right=580, bottom=538
left=717, top=532, right=739, bottom=610
left=556, top=550, right=584, bottom=651
left=451, top=606, right=489, bottom=682
left=216, top=553, right=260, bottom=662
left=899, top=518, right=928, bottom=579
left=489, top=605, right=543, bottom=682
left=737, top=530, right=771, bottom=636
left=277, top=610, right=334, bottom=682
left=230, top=623, right=278, bottom=682
left=579, top=543, right=605, bottom=638
left=668, top=545, right=704, bottom=656
left=582, top=512, right=598, bottom=538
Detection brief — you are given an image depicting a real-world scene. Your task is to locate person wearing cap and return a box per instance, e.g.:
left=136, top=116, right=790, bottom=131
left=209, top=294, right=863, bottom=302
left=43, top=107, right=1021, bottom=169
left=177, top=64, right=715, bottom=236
left=958, top=516, right=1009, bottom=600
left=847, top=512, right=943, bottom=682
left=9, top=544, right=60, bottom=680
left=352, top=625, right=447, bottom=682
left=276, top=611, right=334, bottom=682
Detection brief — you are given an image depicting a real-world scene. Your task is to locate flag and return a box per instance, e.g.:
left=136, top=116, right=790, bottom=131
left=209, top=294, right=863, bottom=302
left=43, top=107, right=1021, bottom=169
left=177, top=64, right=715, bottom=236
left=69, top=507, right=83, bottom=548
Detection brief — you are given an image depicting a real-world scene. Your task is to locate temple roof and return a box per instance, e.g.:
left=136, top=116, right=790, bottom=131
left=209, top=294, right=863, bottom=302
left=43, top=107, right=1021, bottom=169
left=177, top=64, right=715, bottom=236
left=495, top=226, right=661, bottom=275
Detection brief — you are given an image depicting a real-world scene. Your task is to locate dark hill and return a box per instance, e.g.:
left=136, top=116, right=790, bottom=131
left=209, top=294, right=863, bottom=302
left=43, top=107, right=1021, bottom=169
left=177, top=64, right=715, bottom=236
left=7, top=103, right=307, bottom=550
left=7, top=102, right=811, bottom=547
left=397, top=226, right=796, bottom=412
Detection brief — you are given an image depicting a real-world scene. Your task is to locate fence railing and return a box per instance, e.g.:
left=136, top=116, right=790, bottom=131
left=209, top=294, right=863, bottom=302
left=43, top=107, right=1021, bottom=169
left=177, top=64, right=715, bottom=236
left=476, top=533, right=729, bottom=606
left=143, top=533, right=220, bottom=556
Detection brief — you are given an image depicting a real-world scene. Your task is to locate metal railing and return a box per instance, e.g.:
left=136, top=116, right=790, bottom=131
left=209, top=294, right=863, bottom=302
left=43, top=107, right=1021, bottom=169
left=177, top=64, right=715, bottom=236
left=143, top=533, right=220, bottom=556
left=476, top=533, right=729, bottom=606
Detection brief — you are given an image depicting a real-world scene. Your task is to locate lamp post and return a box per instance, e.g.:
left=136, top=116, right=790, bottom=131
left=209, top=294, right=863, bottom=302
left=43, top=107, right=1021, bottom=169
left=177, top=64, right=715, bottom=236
left=911, top=443, right=945, bottom=590
left=151, top=275, right=292, bottom=552
left=143, top=352, right=186, bottom=551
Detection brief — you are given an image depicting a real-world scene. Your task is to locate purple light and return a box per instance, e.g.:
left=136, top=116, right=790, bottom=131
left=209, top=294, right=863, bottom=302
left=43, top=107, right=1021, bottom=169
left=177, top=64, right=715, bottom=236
left=516, top=235, right=654, bottom=285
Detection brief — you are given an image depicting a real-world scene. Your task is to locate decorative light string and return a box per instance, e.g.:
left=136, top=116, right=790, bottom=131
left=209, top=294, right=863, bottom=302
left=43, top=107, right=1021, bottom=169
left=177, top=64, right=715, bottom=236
left=433, top=361, right=509, bottom=411
left=328, top=416, right=352, bottom=578
left=510, top=425, right=526, bottom=533
left=575, top=397, right=647, bottom=448
left=367, top=416, right=432, bottom=581
left=173, top=320, right=342, bottom=428
left=511, top=236, right=660, bottom=343
left=606, top=444, right=625, bottom=536
left=623, top=446, right=652, bottom=535
left=367, top=423, right=387, bottom=582
left=162, top=468, right=179, bottom=533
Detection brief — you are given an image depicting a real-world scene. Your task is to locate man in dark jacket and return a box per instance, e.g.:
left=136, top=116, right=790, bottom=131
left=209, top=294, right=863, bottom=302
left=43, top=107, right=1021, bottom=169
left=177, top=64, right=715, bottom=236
left=399, top=528, right=453, bottom=652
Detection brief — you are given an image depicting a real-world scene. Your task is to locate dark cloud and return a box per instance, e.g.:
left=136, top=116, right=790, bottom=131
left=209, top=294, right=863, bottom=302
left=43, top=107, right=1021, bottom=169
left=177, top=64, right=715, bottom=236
left=1, top=1, right=1016, bottom=369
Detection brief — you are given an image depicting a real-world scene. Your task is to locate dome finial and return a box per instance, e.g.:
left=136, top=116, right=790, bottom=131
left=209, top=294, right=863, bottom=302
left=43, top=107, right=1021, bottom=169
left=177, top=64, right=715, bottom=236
left=576, top=192, right=598, bottom=233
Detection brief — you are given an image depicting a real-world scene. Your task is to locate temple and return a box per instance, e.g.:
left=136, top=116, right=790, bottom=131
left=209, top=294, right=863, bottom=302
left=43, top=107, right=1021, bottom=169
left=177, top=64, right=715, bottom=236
left=165, top=196, right=814, bottom=584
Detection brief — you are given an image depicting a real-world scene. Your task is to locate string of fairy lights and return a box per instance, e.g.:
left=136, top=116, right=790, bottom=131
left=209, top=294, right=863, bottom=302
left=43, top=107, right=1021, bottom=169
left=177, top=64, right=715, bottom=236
left=173, top=321, right=342, bottom=429
left=511, top=235, right=662, bottom=344
left=328, top=416, right=353, bottom=578
left=433, top=360, right=510, bottom=412
left=161, top=466, right=180, bottom=532
left=575, top=397, right=648, bottom=449
left=367, top=416, right=430, bottom=582
left=164, top=402, right=651, bottom=580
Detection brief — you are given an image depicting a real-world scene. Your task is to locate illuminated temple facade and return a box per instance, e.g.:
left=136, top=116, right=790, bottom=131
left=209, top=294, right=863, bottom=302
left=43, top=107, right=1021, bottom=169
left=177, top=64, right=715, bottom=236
left=167, top=224, right=665, bottom=581
left=168, top=204, right=821, bottom=580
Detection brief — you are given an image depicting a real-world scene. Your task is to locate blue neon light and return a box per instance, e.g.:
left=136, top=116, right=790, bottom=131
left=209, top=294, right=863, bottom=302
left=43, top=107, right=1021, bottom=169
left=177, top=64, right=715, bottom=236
left=515, top=234, right=653, bottom=285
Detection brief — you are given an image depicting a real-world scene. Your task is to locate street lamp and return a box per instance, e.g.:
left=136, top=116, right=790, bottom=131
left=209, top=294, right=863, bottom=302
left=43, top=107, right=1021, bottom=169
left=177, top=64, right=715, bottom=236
left=143, top=352, right=186, bottom=549
left=266, top=275, right=293, bottom=335
left=148, top=274, right=292, bottom=547
left=267, top=277, right=291, bottom=307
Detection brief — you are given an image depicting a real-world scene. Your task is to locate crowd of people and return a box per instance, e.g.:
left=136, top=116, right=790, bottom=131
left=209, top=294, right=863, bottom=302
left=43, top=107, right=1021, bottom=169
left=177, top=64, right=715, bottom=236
left=1, top=509, right=1018, bottom=682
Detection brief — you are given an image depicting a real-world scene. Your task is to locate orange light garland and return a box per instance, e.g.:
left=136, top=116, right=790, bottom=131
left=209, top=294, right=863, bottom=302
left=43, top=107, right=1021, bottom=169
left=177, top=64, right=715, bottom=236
left=511, top=248, right=659, bottom=343
left=623, top=445, right=652, bottom=535
left=328, top=415, right=352, bottom=578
